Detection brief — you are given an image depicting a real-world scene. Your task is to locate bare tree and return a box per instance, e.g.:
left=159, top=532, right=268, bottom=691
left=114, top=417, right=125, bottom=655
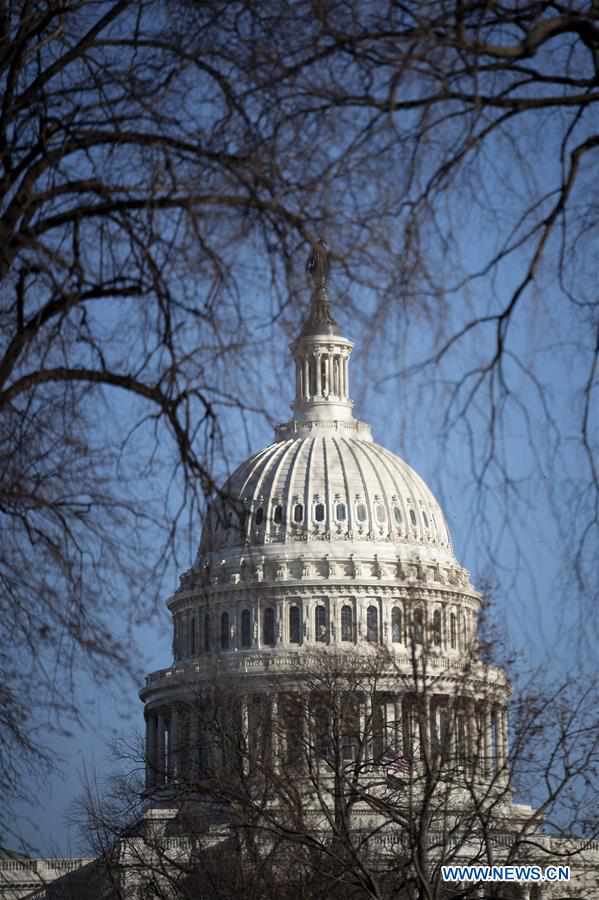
left=169, top=0, right=599, bottom=634
left=69, top=640, right=599, bottom=900
left=5, top=0, right=599, bottom=847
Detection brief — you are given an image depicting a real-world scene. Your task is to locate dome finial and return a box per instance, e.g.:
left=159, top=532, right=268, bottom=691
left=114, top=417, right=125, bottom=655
left=303, top=238, right=339, bottom=335
left=306, top=237, right=330, bottom=287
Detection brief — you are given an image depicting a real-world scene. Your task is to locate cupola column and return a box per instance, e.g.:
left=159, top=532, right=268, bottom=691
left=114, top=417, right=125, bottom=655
left=157, top=710, right=166, bottom=784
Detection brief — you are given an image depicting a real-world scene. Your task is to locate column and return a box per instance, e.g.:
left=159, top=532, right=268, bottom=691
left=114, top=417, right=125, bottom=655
left=393, top=698, right=402, bottom=751
left=271, top=694, right=279, bottom=772
left=169, top=706, right=179, bottom=781
left=241, top=695, right=249, bottom=775
left=343, top=356, right=349, bottom=399
left=189, top=708, right=199, bottom=781
left=316, top=351, right=323, bottom=396
left=447, top=700, right=456, bottom=767
left=145, top=714, right=156, bottom=788
left=475, top=707, right=485, bottom=776
left=501, top=708, right=509, bottom=772
left=385, top=700, right=396, bottom=752
left=325, top=353, right=332, bottom=397
left=465, top=699, right=475, bottom=774
left=361, top=693, right=373, bottom=761
left=484, top=706, right=493, bottom=776
left=276, top=599, right=285, bottom=647
left=305, top=598, right=314, bottom=643
left=422, top=693, right=431, bottom=759
left=157, top=710, right=166, bottom=786
left=303, top=357, right=310, bottom=400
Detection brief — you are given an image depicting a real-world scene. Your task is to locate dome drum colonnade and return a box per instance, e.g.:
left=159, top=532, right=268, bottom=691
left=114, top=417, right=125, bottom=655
left=141, top=238, right=511, bottom=805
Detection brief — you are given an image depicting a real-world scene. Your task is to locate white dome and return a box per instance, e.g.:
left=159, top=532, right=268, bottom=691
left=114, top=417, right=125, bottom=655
left=200, top=433, right=453, bottom=561
left=199, top=249, right=454, bottom=569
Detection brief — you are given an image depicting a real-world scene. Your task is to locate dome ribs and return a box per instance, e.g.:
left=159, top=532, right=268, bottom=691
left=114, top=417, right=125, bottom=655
left=340, top=437, right=373, bottom=537
left=263, top=438, right=297, bottom=543
left=331, top=436, right=353, bottom=537
left=282, top=437, right=309, bottom=543
left=303, top=436, right=317, bottom=539
left=352, top=439, right=395, bottom=539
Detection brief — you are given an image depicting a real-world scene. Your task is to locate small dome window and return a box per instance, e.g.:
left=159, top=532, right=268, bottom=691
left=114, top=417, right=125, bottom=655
left=366, top=605, right=379, bottom=642
left=241, top=609, right=252, bottom=648
left=221, top=611, right=230, bottom=650
left=335, top=502, right=346, bottom=521
left=409, top=509, right=417, bottom=526
left=289, top=606, right=301, bottom=644
left=263, top=607, right=276, bottom=646
left=422, top=511, right=429, bottom=528
left=393, top=506, right=402, bottom=526
left=255, top=507, right=264, bottom=526
left=356, top=503, right=367, bottom=522
left=273, top=505, right=283, bottom=524
left=315, top=605, right=328, bottom=642
left=375, top=503, right=386, bottom=524
left=341, top=605, right=353, bottom=642
left=293, top=503, right=304, bottom=523
left=314, top=503, right=325, bottom=522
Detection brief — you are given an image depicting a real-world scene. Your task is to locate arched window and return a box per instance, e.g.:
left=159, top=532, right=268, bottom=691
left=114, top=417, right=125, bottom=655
left=314, top=502, right=325, bottom=522
left=341, top=605, right=353, bottom=642
left=367, top=605, right=378, bottom=642
left=432, top=609, right=442, bottom=646
left=393, top=506, right=402, bottom=526
left=204, top=612, right=210, bottom=652
left=422, top=510, right=429, bottom=528
left=241, top=609, right=252, bottom=648
left=289, top=605, right=301, bottom=644
left=293, top=503, right=304, bottom=523
left=356, top=503, right=367, bottom=522
left=255, top=506, right=264, bottom=526
left=450, top=613, right=457, bottom=649
left=221, top=611, right=230, bottom=650
left=413, top=608, right=424, bottom=644
left=409, top=508, right=417, bottom=526
left=273, top=504, right=283, bottom=524
left=335, top=502, right=346, bottom=521
left=375, top=503, right=386, bottom=524
left=263, top=607, right=275, bottom=646
left=315, top=605, right=328, bottom=642
left=392, top=607, right=402, bottom=643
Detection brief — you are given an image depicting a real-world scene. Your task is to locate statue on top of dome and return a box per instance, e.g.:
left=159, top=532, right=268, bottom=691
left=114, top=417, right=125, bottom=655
left=302, top=238, right=339, bottom=336
left=306, top=237, right=330, bottom=288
